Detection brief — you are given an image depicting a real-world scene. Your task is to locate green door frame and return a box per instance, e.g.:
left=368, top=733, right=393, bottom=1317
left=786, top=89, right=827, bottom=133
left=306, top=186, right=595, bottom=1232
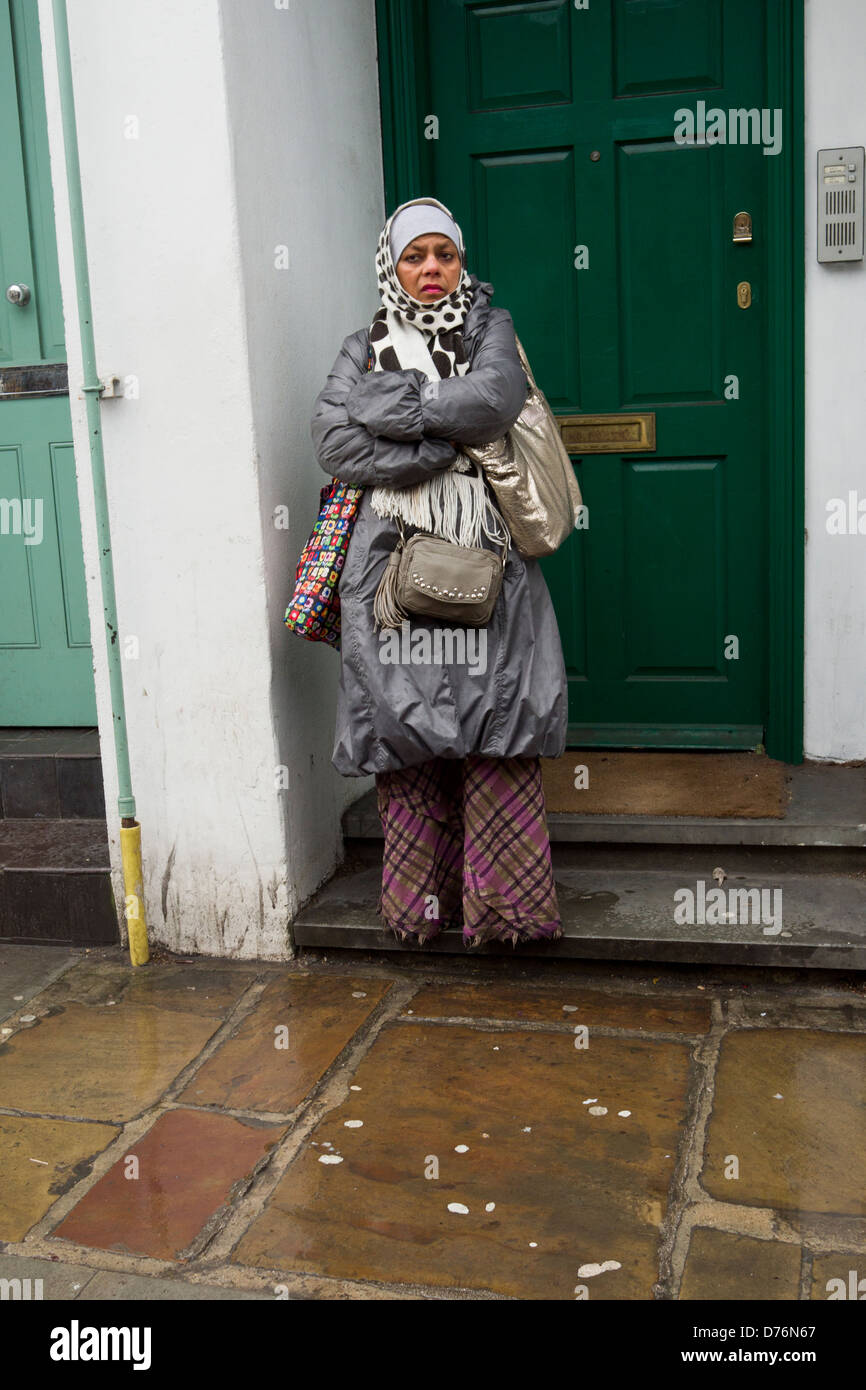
left=374, top=0, right=805, bottom=764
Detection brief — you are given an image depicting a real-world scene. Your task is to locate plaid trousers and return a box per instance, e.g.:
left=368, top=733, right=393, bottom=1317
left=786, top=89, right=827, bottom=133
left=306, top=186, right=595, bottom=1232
left=374, top=753, right=562, bottom=948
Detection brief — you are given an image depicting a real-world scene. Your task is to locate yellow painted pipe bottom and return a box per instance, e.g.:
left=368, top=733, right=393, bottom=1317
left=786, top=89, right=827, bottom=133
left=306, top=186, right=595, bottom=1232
left=120, top=821, right=149, bottom=966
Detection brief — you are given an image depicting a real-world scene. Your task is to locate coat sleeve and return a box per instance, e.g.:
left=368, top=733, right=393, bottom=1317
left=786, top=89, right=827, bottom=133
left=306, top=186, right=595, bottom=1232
left=343, top=308, right=529, bottom=449
left=310, top=330, right=459, bottom=487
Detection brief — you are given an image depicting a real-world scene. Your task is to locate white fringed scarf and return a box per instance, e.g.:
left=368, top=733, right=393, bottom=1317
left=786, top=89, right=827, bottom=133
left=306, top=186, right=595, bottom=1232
left=367, top=197, right=509, bottom=553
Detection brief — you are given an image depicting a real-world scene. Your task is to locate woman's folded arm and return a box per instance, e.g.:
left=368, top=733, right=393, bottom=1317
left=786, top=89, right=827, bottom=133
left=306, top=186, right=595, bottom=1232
left=339, top=309, right=529, bottom=449
left=420, top=309, right=529, bottom=446
left=310, top=332, right=459, bottom=487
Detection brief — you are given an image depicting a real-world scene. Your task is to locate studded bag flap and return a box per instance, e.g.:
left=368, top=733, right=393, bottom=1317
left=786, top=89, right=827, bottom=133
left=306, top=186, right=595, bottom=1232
left=373, top=517, right=506, bottom=631
left=396, top=531, right=504, bottom=627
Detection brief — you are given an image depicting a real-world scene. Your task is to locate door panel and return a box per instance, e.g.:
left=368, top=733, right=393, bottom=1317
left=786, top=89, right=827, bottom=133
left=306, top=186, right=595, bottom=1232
left=0, top=399, right=95, bottom=723
left=0, top=0, right=95, bottom=725
left=423, top=0, right=770, bottom=746
left=8, top=0, right=66, bottom=360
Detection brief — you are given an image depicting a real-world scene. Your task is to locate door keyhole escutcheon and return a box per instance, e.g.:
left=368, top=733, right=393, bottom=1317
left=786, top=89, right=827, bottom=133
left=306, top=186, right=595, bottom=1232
left=737, top=281, right=752, bottom=308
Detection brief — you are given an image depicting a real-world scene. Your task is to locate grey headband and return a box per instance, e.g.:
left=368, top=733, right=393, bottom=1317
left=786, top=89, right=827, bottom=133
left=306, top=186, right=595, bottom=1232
left=389, top=202, right=463, bottom=266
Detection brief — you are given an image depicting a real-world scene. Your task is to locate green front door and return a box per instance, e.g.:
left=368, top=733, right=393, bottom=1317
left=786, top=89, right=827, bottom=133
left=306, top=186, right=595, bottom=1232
left=0, top=0, right=95, bottom=725
left=379, top=0, right=802, bottom=752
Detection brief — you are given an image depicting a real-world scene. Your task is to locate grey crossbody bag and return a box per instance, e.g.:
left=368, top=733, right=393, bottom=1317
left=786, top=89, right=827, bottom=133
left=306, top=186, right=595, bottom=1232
left=373, top=517, right=506, bottom=630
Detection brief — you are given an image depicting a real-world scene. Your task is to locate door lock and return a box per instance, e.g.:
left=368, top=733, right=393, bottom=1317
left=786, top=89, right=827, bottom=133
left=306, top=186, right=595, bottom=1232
left=737, top=281, right=752, bottom=308
left=5, top=283, right=31, bottom=306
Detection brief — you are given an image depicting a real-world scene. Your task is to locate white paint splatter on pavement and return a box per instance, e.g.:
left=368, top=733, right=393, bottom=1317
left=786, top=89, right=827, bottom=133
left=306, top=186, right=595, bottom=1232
left=578, top=1260, right=621, bottom=1278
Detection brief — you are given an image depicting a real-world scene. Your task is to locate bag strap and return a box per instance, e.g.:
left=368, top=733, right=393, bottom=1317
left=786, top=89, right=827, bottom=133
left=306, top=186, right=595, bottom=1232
left=399, top=518, right=508, bottom=570
left=513, top=333, right=537, bottom=391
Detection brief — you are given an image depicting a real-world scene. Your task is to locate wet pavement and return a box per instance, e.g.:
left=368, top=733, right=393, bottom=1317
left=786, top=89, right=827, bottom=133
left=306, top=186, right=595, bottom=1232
left=1, top=944, right=865, bottom=1300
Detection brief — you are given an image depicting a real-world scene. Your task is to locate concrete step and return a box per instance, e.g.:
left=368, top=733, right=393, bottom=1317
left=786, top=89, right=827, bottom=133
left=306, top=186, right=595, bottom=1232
left=342, top=760, right=866, bottom=848
left=0, top=819, right=116, bottom=945
left=0, top=727, right=104, bottom=820
left=292, top=857, right=866, bottom=968
left=0, top=729, right=115, bottom=945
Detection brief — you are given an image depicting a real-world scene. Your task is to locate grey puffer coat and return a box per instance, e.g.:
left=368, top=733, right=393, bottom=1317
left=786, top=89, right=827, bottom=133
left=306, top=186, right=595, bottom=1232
left=310, top=274, right=567, bottom=777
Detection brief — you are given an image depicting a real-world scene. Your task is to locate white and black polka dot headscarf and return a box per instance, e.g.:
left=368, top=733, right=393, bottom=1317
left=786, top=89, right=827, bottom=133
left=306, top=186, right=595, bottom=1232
left=370, top=196, right=475, bottom=379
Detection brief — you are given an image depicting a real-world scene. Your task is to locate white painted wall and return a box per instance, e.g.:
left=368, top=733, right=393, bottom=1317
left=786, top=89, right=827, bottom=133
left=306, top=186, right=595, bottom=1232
left=216, top=0, right=382, bottom=898
left=37, top=0, right=381, bottom=958
left=803, top=0, right=866, bottom=761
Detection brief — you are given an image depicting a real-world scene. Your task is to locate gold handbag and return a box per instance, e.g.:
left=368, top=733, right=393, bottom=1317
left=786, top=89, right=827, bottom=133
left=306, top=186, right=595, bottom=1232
left=463, top=335, right=582, bottom=558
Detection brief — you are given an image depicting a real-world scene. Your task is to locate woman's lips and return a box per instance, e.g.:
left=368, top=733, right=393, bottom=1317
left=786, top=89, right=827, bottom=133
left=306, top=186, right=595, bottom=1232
left=421, top=284, right=441, bottom=293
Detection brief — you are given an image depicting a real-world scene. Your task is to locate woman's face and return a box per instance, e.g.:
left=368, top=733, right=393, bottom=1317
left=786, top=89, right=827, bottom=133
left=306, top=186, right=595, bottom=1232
left=395, top=234, right=462, bottom=303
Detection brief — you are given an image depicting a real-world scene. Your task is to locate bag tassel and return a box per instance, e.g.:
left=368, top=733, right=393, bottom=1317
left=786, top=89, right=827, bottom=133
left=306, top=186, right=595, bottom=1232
left=373, top=543, right=408, bottom=631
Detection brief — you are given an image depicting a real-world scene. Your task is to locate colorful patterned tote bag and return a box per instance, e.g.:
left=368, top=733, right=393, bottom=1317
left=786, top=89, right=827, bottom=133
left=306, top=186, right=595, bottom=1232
left=283, top=478, right=363, bottom=650
left=283, top=335, right=371, bottom=649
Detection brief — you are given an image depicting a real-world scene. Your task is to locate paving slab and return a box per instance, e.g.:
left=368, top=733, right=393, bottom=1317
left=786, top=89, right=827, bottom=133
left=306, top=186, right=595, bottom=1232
left=34, top=956, right=262, bottom=1018
left=679, top=1228, right=802, bottom=1300
left=0, top=944, right=82, bottom=1022
left=0, top=1254, right=100, bottom=1300
left=52, top=1108, right=286, bottom=1260
left=810, top=1254, right=866, bottom=1301
left=702, top=1030, right=866, bottom=1217
left=0, top=1002, right=218, bottom=1122
left=0, top=1115, right=119, bottom=1241
left=76, top=1270, right=273, bottom=1300
left=178, top=974, right=392, bottom=1113
left=405, top=980, right=712, bottom=1033
left=232, top=1020, right=692, bottom=1299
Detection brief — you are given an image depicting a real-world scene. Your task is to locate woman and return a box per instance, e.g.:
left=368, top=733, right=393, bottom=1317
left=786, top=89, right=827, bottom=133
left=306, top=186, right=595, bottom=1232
left=310, top=196, right=568, bottom=950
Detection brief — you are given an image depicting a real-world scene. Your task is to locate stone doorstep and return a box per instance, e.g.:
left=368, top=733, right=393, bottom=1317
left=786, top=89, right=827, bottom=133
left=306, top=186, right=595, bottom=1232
left=292, top=862, right=866, bottom=967
left=0, top=728, right=104, bottom=820
left=0, top=820, right=116, bottom=946
left=0, top=726, right=113, bottom=947
left=342, top=760, right=866, bottom=848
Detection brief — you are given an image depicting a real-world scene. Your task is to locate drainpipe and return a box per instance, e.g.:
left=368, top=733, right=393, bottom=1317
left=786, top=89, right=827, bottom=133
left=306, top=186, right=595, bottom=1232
left=50, top=0, right=149, bottom=966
